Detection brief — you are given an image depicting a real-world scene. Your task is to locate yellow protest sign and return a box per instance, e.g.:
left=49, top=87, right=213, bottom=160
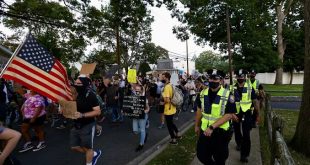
left=127, top=69, right=137, bottom=83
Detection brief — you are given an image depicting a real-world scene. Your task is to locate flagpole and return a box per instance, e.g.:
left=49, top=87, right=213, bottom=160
left=0, top=33, right=30, bottom=78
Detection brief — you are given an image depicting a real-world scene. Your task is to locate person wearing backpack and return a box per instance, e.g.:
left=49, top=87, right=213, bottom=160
left=160, top=72, right=182, bottom=145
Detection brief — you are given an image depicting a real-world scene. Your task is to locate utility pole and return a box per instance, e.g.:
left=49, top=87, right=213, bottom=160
left=226, top=7, right=233, bottom=86
left=116, top=26, right=121, bottom=75
left=186, top=39, right=189, bottom=77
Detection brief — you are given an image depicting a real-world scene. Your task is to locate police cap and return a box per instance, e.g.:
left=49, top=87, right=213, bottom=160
left=235, top=69, right=248, bottom=78
left=207, top=69, right=225, bottom=80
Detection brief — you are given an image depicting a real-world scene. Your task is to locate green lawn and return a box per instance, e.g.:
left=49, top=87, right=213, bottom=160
left=147, top=126, right=196, bottom=165
left=263, top=84, right=303, bottom=96
left=260, top=109, right=310, bottom=165
left=263, top=84, right=303, bottom=91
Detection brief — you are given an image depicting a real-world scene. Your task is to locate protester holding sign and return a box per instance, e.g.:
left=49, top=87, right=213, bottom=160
left=131, top=84, right=150, bottom=152
left=70, top=77, right=102, bottom=165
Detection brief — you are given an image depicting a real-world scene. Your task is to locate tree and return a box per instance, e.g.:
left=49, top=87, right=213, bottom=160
left=283, top=1, right=304, bottom=84
left=274, top=0, right=298, bottom=84
left=195, top=51, right=228, bottom=73
left=1, top=0, right=88, bottom=65
left=141, top=43, right=169, bottom=64
left=84, top=49, right=116, bottom=77
left=173, top=0, right=279, bottom=73
left=138, top=62, right=151, bottom=76
left=291, top=0, right=310, bottom=156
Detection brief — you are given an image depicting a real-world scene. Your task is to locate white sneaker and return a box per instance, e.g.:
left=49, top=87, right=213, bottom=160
left=19, top=142, right=34, bottom=153
left=33, top=142, right=46, bottom=152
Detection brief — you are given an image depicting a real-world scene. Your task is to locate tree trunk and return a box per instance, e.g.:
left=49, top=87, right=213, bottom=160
left=291, top=0, right=310, bottom=156
left=275, top=5, right=285, bottom=85
left=289, top=70, right=293, bottom=84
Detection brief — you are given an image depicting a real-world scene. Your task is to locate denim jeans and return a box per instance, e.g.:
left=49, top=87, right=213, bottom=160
left=132, top=114, right=148, bottom=145
left=107, top=105, right=120, bottom=121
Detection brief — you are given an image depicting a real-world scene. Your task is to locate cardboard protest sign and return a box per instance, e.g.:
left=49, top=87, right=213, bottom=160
left=59, top=100, right=77, bottom=119
left=171, top=73, right=179, bottom=86
left=127, top=69, right=137, bottom=83
left=80, top=63, right=97, bottom=75
left=122, top=95, right=145, bottom=119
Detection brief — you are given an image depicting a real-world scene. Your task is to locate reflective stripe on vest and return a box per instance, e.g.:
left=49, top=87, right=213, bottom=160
left=200, top=87, right=230, bottom=131
left=236, top=81, right=252, bottom=113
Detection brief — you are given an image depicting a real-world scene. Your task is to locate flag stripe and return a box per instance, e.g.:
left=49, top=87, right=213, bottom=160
left=10, top=59, right=71, bottom=95
left=55, top=60, right=71, bottom=87
left=1, top=34, right=72, bottom=102
left=4, top=69, right=71, bottom=100
left=12, top=57, right=72, bottom=93
left=2, top=75, right=63, bottom=101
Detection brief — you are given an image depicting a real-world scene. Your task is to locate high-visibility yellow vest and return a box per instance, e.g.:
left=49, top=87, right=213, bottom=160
left=235, top=81, right=252, bottom=113
left=247, top=79, right=259, bottom=92
left=200, top=87, right=230, bottom=131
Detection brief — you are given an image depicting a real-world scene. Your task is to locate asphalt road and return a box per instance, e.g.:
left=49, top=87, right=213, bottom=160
left=14, top=108, right=195, bottom=165
left=271, top=101, right=301, bottom=110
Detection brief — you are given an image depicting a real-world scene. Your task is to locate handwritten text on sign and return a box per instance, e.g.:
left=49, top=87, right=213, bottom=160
left=123, top=95, right=146, bottom=119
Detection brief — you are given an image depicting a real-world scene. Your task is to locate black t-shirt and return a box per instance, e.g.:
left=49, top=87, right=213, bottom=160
left=197, top=88, right=236, bottom=114
left=75, top=92, right=99, bottom=125
left=98, top=84, right=108, bottom=100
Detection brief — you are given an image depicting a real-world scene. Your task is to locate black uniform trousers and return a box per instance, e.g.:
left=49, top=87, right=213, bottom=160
left=233, top=110, right=252, bottom=158
left=197, top=128, right=231, bottom=165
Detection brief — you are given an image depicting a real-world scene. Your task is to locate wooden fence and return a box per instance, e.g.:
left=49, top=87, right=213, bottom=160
left=264, top=94, right=295, bottom=165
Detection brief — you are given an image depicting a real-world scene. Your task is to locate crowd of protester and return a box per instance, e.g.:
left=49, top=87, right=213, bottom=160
left=0, top=70, right=265, bottom=165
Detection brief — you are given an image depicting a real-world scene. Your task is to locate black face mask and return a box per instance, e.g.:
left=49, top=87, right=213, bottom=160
left=237, top=79, right=245, bottom=84
left=74, top=85, right=87, bottom=94
left=209, top=82, right=220, bottom=89
left=161, top=80, right=166, bottom=84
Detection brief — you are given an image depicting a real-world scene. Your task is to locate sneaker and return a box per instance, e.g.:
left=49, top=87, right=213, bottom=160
left=176, top=135, right=182, bottom=140
left=169, top=140, right=178, bottom=145
left=96, top=129, right=102, bottom=137
left=33, top=142, right=46, bottom=152
left=135, top=145, right=144, bottom=152
left=92, top=149, right=102, bottom=165
left=158, top=124, right=165, bottom=129
left=56, top=124, right=66, bottom=129
left=19, top=142, right=34, bottom=153
left=190, top=110, right=194, bottom=113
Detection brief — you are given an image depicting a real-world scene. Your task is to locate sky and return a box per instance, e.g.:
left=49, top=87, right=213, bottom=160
left=0, top=0, right=215, bottom=72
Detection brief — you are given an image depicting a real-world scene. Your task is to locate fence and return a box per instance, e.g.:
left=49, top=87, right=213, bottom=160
left=264, top=94, right=295, bottom=165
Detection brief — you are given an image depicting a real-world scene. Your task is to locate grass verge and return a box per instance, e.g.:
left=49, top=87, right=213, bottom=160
left=147, top=126, right=196, bottom=165
left=260, top=109, right=310, bottom=165
left=263, top=84, right=303, bottom=96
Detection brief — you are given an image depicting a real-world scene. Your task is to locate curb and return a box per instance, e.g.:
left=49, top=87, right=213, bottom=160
left=270, top=96, right=302, bottom=102
left=126, top=118, right=195, bottom=165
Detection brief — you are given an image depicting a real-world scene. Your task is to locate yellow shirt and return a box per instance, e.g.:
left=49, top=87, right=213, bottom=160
left=162, top=83, right=176, bottom=115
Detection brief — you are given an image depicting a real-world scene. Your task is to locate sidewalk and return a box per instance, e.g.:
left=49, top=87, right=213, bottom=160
left=191, top=127, right=262, bottom=165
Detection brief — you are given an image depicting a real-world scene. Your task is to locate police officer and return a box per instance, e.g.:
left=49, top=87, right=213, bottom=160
left=247, top=70, right=260, bottom=128
left=233, top=69, right=259, bottom=163
left=195, top=69, right=237, bottom=165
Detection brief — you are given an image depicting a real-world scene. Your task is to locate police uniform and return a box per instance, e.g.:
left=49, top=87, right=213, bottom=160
left=196, top=70, right=236, bottom=165
left=247, top=70, right=260, bottom=128
left=233, top=70, right=257, bottom=162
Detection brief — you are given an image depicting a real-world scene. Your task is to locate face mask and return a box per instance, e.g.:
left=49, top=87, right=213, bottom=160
left=250, top=75, right=255, bottom=79
left=209, top=82, right=220, bottom=89
left=135, top=91, right=141, bottom=95
left=26, top=90, right=30, bottom=94
left=74, top=85, right=87, bottom=94
left=237, top=79, right=245, bottom=84
left=161, top=80, right=166, bottom=84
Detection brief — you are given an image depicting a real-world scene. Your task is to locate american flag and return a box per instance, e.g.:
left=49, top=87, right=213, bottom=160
left=0, top=34, right=72, bottom=102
